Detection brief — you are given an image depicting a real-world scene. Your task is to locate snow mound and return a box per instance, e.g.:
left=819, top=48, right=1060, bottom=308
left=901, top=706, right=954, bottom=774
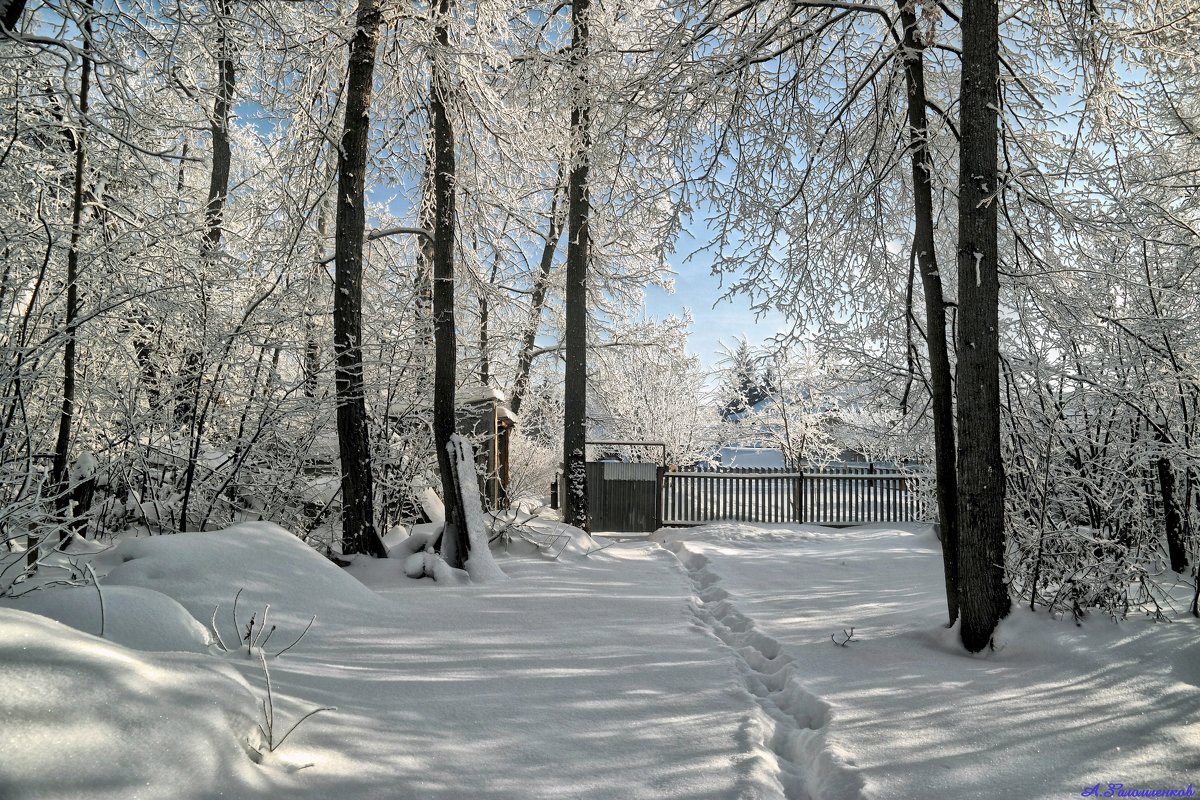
left=0, top=584, right=212, bottom=653
left=0, top=608, right=262, bottom=800
left=98, top=522, right=385, bottom=639
left=492, top=511, right=612, bottom=558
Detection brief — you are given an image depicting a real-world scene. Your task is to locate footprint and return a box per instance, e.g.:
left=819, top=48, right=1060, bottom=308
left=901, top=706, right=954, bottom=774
left=666, top=541, right=863, bottom=800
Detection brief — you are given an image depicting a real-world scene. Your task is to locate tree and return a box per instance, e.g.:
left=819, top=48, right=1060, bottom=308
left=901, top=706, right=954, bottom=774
left=49, top=0, right=94, bottom=545
left=896, top=0, right=959, bottom=625
left=718, top=338, right=768, bottom=420
left=590, top=317, right=717, bottom=467
left=333, top=0, right=387, bottom=558
left=1, top=0, right=25, bottom=31
left=428, top=0, right=470, bottom=568
left=955, top=0, right=1008, bottom=652
left=176, top=0, right=236, bottom=531
left=562, top=0, right=592, bottom=531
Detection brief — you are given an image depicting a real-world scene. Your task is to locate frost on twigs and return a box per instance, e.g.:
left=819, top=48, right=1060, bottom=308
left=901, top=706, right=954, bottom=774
left=248, top=650, right=333, bottom=770
left=209, top=587, right=315, bottom=659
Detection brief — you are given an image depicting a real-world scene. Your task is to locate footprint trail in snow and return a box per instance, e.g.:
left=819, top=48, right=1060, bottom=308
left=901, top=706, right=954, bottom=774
left=667, top=541, right=864, bottom=800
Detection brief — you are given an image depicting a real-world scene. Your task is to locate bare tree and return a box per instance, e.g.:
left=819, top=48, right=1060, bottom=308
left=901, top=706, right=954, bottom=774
left=333, top=0, right=387, bottom=558
left=955, top=0, right=1009, bottom=652
left=428, top=0, right=470, bottom=567
left=562, top=0, right=592, bottom=531
left=49, top=0, right=94, bottom=545
left=896, top=0, right=959, bottom=625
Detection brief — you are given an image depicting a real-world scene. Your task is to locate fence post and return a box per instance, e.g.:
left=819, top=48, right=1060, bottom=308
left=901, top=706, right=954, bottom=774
left=793, top=470, right=804, bottom=524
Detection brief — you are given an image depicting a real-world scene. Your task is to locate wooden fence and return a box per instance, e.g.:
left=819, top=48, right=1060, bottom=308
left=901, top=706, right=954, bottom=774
left=660, top=466, right=930, bottom=527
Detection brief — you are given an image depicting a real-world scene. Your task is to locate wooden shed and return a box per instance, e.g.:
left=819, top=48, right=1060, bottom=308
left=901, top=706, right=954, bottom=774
left=456, top=386, right=516, bottom=509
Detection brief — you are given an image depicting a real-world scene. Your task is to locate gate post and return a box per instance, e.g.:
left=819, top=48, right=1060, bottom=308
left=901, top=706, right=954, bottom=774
left=655, top=465, right=664, bottom=529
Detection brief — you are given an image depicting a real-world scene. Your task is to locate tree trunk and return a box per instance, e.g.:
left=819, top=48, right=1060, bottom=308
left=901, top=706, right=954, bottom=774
left=51, top=0, right=93, bottom=545
left=1155, top=448, right=1187, bottom=573
left=1, top=0, right=27, bottom=31
left=304, top=191, right=333, bottom=398
left=177, top=0, right=234, bottom=530
left=174, top=0, right=235, bottom=431
left=429, top=0, right=469, bottom=568
left=562, top=0, right=591, bottom=531
left=510, top=168, right=566, bottom=417
left=202, top=0, right=234, bottom=258
left=333, top=0, right=386, bottom=558
left=898, top=0, right=959, bottom=626
left=955, top=0, right=1009, bottom=652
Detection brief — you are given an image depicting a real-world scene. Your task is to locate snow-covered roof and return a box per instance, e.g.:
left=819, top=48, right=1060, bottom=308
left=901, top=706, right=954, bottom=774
left=457, top=385, right=507, bottom=405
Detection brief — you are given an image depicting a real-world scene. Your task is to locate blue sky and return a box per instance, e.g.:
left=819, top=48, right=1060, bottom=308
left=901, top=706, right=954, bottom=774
left=646, top=229, right=788, bottom=370
left=643, top=221, right=792, bottom=371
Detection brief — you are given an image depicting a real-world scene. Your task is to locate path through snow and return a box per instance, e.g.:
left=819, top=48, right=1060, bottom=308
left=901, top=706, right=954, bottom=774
left=668, top=540, right=863, bottom=800
left=2, top=520, right=1196, bottom=799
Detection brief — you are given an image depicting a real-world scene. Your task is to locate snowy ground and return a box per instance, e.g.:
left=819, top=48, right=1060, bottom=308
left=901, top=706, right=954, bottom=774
left=2, top=519, right=1197, bottom=799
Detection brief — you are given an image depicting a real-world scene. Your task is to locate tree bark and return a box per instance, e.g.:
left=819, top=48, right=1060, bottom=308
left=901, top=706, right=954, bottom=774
left=429, top=0, right=469, bottom=568
left=562, top=0, right=591, bottom=531
left=333, top=0, right=387, bottom=558
left=898, top=0, right=959, bottom=626
left=51, top=0, right=93, bottom=545
left=1155, top=448, right=1187, bottom=573
left=202, top=0, right=234, bottom=258
left=955, top=0, right=1009, bottom=652
left=1, top=0, right=27, bottom=31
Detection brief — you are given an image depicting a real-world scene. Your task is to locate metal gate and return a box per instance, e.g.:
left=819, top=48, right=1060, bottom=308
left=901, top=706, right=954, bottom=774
left=586, top=461, right=660, bottom=532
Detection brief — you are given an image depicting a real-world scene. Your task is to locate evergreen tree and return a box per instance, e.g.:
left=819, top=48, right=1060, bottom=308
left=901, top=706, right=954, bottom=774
left=720, top=340, right=768, bottom=420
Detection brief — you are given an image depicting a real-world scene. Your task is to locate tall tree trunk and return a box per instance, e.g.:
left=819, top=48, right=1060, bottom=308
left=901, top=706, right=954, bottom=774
left=477, top=252, right=500, bottom=387
left=955, top=0, right=1009, bottom=652
left=177, top=0, right=234, bottom=530
left=429, top=0, right=468, bottom=567
left=1142, top=246, right=1191, bottom=574
left=333, top=0, right=386, bottom=558
left=174, top=0, right=235, bottom=431
left=562, top=0, right=591, bottom=531
left=898, top=0, right=959, bottom=626
left=202, top=0, right=233, bottom=257
left=478, top=292, right=489, bottom=386
left=51, top=0, right=94, bottom=545
left=510, top=169, right=566, bottom=417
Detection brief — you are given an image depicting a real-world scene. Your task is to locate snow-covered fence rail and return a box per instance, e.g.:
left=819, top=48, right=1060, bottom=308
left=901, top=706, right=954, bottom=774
left=661, top=468, right=931, bottom=526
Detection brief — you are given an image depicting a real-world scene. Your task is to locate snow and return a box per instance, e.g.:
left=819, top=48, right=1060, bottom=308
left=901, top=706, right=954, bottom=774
left=719, top=445, right=786, bottom=468
left=658, top=522, right=1200, bottom=798
left=1, top=583, right=212, bottom=653
left=1, top=518, right=1196, bottom=799
left=457, top=385, right=506, bottom=405
left=450, top=434, right=507, bottom=583
left=0, top=609, right=262, bottom=800
left=414, top=482, right=446, bottom=524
